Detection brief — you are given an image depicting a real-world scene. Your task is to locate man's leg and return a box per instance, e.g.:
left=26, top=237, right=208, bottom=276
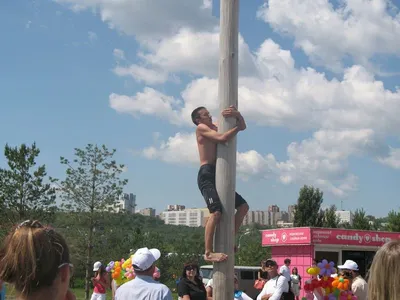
left=234, top=193, right=249, bottom=252
left=234, top=202, right=249, bottom=234
left=204, top=211, right=227, bottom=262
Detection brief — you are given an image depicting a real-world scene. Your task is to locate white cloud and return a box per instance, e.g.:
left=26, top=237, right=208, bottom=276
left=111, top=39, right=400, bottom=133
left=113, top=49, right=126, bottom=61
left=140, top=130, right=367, bottom=197
left=113, top=38, right=400, bottom=197
left=378, top=147, right=400, bottom=169
left=112, top=29, right=257, bottom=85
left=55, top=0, right=217, bottom=40
left=113, top=65, right=170, bottom=85
left=109, top=88, right=182, bottom=124
left=257, top=0, right=400, bottom=72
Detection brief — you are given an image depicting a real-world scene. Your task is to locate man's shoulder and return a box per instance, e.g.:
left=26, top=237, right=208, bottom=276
left=278, top=275, right=289, bottom=283
left=197, top=123, right=209, bottom=131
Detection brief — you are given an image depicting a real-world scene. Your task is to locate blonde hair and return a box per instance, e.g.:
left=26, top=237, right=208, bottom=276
left=0, top=220, right=70, bottom=296
left=368, top=239, right=400, bottom=300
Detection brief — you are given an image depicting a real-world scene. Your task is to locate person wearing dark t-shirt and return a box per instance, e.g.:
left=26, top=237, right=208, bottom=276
left=178, top=263, right=207, bottom=300
left=258, top=260, right=269, bottom=281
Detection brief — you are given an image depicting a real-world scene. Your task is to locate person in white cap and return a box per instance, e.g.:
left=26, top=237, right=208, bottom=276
left=91, top=261, right=109, bottom=300
left=115, top=247, right=172, bottom=300
left=338, top=260, right=367, bottom=300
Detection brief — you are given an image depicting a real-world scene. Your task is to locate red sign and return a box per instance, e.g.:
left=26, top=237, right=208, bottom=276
left=262, top=228, right=311, bottom=246
left=311, top=228, right=400, bottom=246
left=261, top=227, right=400, bottom=247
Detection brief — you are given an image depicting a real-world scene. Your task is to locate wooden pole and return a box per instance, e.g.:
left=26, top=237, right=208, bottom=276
left=214, top=0, right=239, bottom=299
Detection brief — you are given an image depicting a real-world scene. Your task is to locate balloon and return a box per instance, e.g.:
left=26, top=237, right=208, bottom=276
left=307, top=266, right=321, bottom=276
left=318, top=259, right=336, bottom=277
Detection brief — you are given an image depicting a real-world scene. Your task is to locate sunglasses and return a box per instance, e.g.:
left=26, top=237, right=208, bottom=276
left=185, top=266, right=197, bottom=271
left=59, top=263, right=74, bottom=278
left=265, top=262, right=277, bottom=267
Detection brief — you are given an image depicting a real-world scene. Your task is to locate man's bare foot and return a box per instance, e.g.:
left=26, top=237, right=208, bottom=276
left=204, top=252, right=228, bottom=262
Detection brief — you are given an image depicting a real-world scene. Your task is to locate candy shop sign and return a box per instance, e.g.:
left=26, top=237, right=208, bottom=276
left=261, top=227, right=400, bottom=247
left=311, top=229, right=400, bottom=246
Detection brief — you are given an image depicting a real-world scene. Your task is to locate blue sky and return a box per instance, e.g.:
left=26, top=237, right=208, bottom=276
left=1, top=0, right=400, bottom=217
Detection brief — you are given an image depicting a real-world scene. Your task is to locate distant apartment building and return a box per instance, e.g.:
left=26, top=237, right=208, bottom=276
left=335, top=210, right=353, bottom=225
left=139, top=208, right=156, bottom=217
left=109, top=193, right=136, bottom=213
left=280, top=211, right=289, bottom=222
left=160, top=208, right=210, bottom=227
left=167, top=205, right=186, bottom=211
left=242, top=210, right=269, bottom=226
left=288, top=205, right=296, bottom=222
left=268, top=205, right=280, bottom=212
left=267, top=205, right=281, bottom=226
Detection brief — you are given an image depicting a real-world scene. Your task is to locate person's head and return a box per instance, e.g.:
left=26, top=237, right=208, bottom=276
left=261, top=260, right=267, bottom=268
left=338, top=260, right=359, bottom=279
left=368, top=239, right=400, bottom=300
left=0, top=220, right=72, bottom=300
left=181, top=263, right=201, bottom=282
left=265, top=259, right=279, bottom=277
left=93, top=261, right=106, bottom=277
left=312, top=258, right=317, bottom=266
left=284, top=258, right=291, bottom=266
left=191, top=107, right=212, bottom=126
left=131, top=247, right=161, bottom=276
left=292, top=267, right=298, bottom=275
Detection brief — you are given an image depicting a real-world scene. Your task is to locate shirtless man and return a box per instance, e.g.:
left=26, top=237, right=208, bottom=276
left=191, top=105, right=249, bottom=263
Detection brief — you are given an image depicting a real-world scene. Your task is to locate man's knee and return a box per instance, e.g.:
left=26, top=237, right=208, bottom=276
left=210, top=211, right=222, bottom=222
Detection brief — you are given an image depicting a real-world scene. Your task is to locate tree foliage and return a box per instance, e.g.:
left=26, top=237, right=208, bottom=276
left=55, top=144, right=128, bottom=300
left=352, top=208, right=371, bottom=230
left=293, top=185, right=324, bottom=227
left=387, top=210, right=400, bottom=232
left=235, top=227, right=269, bottom=266
left=0, top=142, right=56, bottom=224
left=323, top=205, right=340, bottom=228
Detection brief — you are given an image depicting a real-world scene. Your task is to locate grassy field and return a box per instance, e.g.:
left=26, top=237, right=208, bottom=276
left=5, top=285, right=179, bottom=300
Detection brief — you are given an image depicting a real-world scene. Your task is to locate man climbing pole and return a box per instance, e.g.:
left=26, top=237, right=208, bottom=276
left=191, top=105, right=249, bottom=262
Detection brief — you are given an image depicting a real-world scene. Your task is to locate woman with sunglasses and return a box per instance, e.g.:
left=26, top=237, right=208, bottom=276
left=178, top=263, right=208, bottom=300
left=0, top=220, right=76, bottom=300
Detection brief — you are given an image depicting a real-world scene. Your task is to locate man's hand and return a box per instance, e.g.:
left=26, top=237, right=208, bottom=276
left=222, top=105, right=246, bottom=131
left=261, top=293, right=272, bottom=300
left=222, top=105, right=241, bottom=118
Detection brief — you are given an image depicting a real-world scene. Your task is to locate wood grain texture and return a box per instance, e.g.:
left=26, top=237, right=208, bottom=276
left=214, top=0, right=239, bottom=299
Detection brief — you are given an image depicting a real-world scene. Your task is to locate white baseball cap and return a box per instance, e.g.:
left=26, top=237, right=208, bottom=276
left=338, top=260, right=359, bottom=271
left=132, top=247, right=161, bottom=271
left=93, top=261, right=102, bottom=272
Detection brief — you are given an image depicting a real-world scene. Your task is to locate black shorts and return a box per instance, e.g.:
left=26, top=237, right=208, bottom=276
left=197, top=164, right=247, bottom=213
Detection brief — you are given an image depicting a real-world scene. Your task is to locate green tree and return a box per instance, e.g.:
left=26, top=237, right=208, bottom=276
left=0, top=142, right=56, bottom=224
left=323, top=205, right=340, bottom=228
left=236, top=228, right=268, bottom=266
left=352, top=208, right=371, bottom=230
left=387, top=210, right=400, bottom=232
left=56, top=144, right=128, bottom=300
left=293, top=185, right=324, bottom=227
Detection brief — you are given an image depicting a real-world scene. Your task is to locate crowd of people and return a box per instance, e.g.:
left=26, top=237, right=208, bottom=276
left=0, top=220, right=399, bottom=300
